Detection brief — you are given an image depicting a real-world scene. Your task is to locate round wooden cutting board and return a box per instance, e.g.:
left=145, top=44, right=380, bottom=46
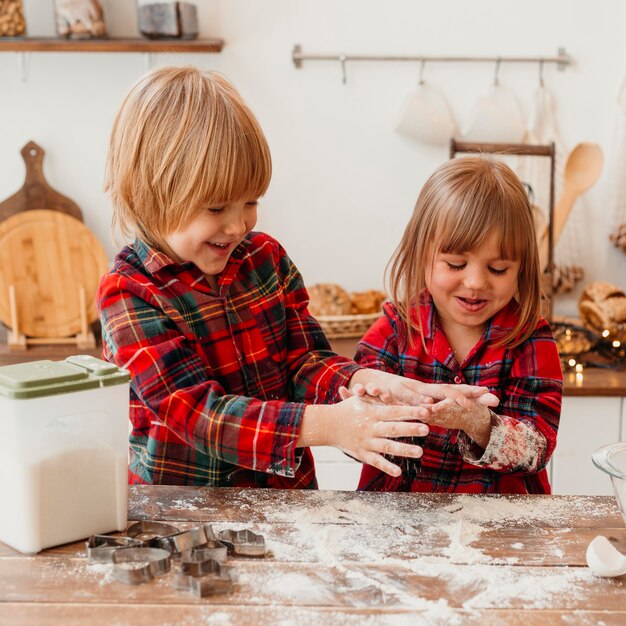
left=0, top=209, right=109, bottom=338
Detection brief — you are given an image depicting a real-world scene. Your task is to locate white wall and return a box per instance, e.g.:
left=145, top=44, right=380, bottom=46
left=2, top=0, right=625, bottom=317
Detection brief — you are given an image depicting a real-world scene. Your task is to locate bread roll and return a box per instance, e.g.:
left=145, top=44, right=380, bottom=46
left=307, top=283, right=353, bottom=316
left=350, top=290, right=387, bottom=315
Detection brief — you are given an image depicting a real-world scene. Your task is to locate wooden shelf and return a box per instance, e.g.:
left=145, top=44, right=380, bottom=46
left=0, top=37, right=224, bottom=53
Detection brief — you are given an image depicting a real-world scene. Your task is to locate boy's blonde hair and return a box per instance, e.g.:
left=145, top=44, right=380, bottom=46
left=387, top=156, right=541, bottom=349
left=105, top=66, right=272, bottom=246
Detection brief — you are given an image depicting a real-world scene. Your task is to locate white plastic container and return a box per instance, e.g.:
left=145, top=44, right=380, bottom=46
left=0, top=355, right=130, bottom=554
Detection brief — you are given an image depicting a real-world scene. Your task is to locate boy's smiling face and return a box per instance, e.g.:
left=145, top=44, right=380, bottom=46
left=163, top=199, right=258, bottom=285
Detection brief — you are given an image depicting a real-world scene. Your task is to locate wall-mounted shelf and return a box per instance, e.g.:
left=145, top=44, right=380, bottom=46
left=0, top=37, right=224, bottom=53
left=0, top=37, right=225, bottom=81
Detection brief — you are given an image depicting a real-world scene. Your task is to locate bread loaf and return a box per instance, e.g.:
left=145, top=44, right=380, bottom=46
left=579, top=281, right=626, bottom=336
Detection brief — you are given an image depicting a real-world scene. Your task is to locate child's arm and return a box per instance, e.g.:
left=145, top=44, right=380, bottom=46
left=99, top=268, right=428, bottom=478
left=347, top=368, right=499, bottom=408
left=424, top=321, right=563, bottom=474
left=277, top=248, right=495, bottom=409
left=298, top=395, right=430, bottom=477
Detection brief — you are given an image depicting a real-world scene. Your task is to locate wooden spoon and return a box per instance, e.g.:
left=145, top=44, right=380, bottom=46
left=553, top=143, right=603, bottom=243
left=531, top=204, right=550, bottom=272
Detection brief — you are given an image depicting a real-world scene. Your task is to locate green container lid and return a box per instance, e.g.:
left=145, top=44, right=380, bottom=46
left=0, top=356, right=130, bottom=399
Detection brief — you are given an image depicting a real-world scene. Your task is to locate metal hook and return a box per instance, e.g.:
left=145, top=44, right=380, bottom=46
left=538, top=59, right=545, bottom=87
left=493, top=57, right=501, bottom=86
left=418, top=58, right=426, bottom=85
left=338, top=54, right=347, bottom=85
left=17, top=51, right=30, bottom=83
left=144, top=52, right=154, bottom=72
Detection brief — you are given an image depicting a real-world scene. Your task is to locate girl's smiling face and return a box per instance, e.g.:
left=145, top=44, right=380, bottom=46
left=426, top=230, right=520, bottom=337
left=163, top=199, right=258, bottom=284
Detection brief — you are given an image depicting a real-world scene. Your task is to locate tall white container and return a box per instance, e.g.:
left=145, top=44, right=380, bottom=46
left=0, top=355, right=130, bottom=554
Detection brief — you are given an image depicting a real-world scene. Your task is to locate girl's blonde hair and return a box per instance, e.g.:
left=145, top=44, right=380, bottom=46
left=387, top=156, right=541, bottom=349
left=105, top=66, right=272, bottom=246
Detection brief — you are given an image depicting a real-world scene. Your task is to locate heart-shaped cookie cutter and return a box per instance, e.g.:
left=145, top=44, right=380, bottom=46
left=112, top=547, right=172, bottom=585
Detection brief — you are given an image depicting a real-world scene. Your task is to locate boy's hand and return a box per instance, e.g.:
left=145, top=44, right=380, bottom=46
left=348, top=369, right=499, bottom=409
left=300, top=395, right=430, bottom=477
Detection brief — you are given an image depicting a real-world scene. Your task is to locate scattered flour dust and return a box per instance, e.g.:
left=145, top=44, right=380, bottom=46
left=88, top=490, right=617, bottom=616
left=86, top=562, right=115, bottom=586
left=168, top=496, right=203, bottom=511
left=440, top=519, right=489, bottom=563
left=218, top=491, right=618, bottom=612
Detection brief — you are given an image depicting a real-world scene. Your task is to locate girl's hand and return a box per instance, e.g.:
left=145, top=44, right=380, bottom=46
left=348, top=369, right=499, bottom=409
left=420, top=398, right=492, bottom=449
left=299, top=395, right=430, bottom=477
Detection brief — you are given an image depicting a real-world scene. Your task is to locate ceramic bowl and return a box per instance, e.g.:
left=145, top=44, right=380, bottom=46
left=592, top=441, right=626, bottom=525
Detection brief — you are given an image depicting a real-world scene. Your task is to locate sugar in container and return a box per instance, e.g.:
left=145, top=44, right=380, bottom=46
left=0, top=355, right=130, bottom=554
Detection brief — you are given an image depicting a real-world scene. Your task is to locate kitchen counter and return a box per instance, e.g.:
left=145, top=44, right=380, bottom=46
left=332, top=337, right=626, bottom=396
left=0, top=329, right=625, bottom=396
left=0, top=487, right=623, bottom=625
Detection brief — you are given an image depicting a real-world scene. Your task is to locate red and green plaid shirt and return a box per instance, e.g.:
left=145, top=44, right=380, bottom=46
left=97, top=232, right=360, bottom=488
left=356, top=297, right=563, bottom=494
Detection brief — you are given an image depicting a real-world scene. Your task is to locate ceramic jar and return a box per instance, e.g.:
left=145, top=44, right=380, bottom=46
left=136, top=1, right=198, bottom=39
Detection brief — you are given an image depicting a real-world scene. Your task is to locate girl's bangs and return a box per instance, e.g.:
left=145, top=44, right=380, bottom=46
left=436, top=196, right=526, bottom=261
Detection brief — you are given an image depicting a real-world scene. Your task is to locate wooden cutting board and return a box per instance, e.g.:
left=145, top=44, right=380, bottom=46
left=0, top=210, right=109, bottom=338
left=0, top=141, right=83, bottom=223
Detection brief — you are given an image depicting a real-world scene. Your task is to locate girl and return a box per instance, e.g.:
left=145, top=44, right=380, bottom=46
left=97, top=66, right=495, bottom=489
left=354, top=157, right=563, bottom=494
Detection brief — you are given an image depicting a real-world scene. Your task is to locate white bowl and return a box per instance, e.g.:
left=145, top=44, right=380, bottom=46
left=592, top=441, right=626, bottom=526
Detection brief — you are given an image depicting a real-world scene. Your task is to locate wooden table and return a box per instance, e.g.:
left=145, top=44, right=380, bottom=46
left=1, top=487, right=624, bottom=625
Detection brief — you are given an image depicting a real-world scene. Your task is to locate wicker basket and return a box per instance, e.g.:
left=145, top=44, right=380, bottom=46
left=317, top=312, right=382, bottom=339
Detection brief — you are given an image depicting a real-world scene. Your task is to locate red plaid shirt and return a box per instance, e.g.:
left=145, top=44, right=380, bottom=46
left=356, top=297, right=563, bottom=494
left=97, top=232, right=360, bottom=488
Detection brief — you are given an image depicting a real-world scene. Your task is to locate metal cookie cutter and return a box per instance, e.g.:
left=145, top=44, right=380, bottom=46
left=181, top=547, right=229, bottom=575
left=181, top=540, right=228, bottom=566
left=174, top=561, right=238, bottom=597
left=86, top=535, right=143, bottom=563
left=217, top=529, right=266, bottom=557
left=157, top=525, right=215, bottom=556
left=112, top=547, right=171, bottom=585
left=125, top=521, right=181, bottom=546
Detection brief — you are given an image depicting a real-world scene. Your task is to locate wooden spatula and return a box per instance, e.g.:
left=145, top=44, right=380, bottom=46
left=0, top=141, right=83, bottom=223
